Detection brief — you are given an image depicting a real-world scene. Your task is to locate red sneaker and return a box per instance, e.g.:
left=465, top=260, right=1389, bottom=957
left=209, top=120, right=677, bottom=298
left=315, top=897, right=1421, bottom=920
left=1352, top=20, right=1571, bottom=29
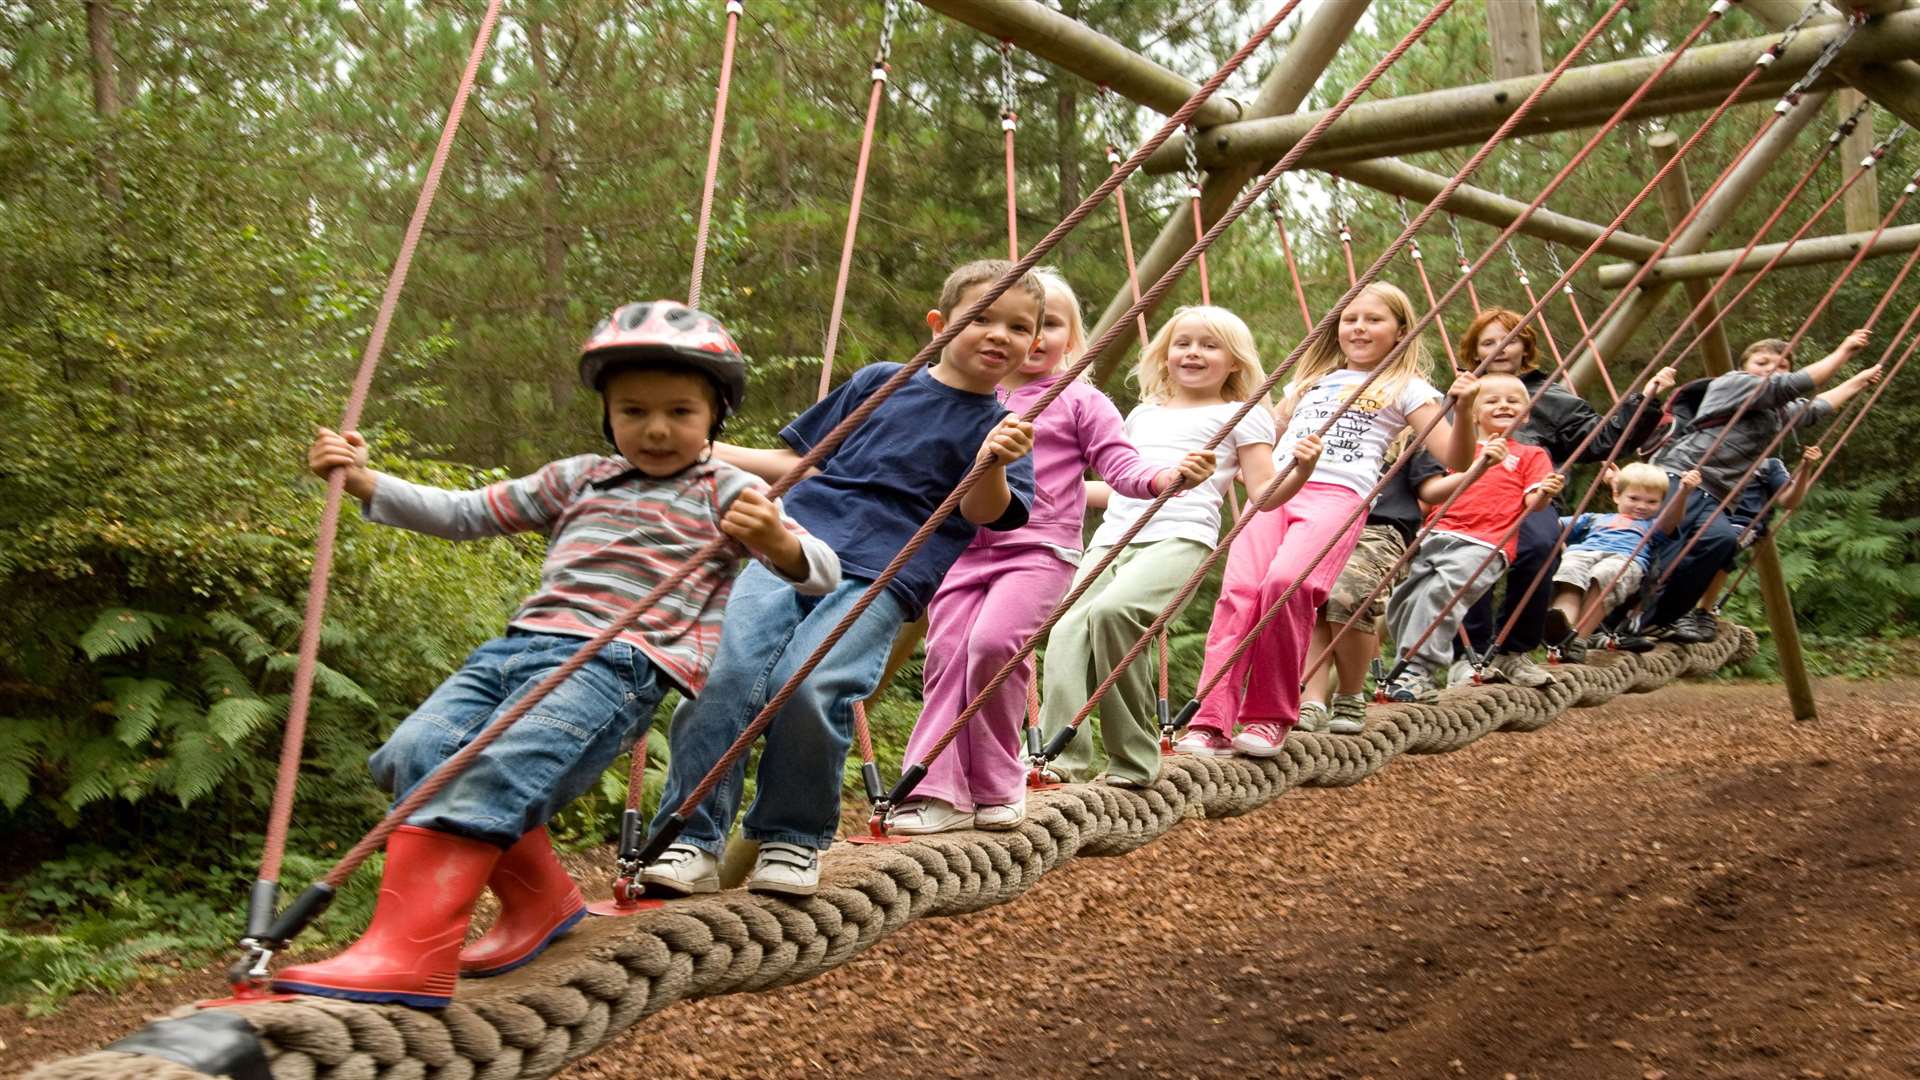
left=1231, top=721, right=1290, bottom=758
left=1172, top=728, right=1234, bottom=757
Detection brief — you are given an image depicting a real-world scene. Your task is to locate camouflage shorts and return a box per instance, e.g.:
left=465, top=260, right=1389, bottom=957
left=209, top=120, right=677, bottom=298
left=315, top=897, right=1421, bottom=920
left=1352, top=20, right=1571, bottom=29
left=1322, top=523, right=1408, bottom=630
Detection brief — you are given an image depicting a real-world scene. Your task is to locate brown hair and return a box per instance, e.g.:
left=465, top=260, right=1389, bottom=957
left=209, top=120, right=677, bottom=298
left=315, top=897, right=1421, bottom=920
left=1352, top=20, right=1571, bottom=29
left=1741, top=338, right=1792, bottom=365
left=1459, top=307, right=1538, bottom=372
left=938, top=259, right=1046, bottom=320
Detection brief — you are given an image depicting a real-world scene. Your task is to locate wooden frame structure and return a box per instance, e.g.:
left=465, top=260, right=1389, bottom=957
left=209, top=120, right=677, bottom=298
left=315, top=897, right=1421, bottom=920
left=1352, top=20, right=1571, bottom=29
left=920, top=0, right=1920, bottom=722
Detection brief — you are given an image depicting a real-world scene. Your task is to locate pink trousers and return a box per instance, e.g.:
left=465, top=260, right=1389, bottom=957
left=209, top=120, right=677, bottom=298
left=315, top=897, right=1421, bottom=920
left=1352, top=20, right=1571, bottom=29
left=1191, top=482, right=1366, bottom=734
left=903, top=544, right=1076, bottom=810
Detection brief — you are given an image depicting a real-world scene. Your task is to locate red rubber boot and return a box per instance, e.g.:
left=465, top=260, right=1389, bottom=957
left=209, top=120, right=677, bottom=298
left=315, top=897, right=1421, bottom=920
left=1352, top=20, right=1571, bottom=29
left=459, top=826, right=586, bottom=977
left=272, top=825, right=499, bottom=1008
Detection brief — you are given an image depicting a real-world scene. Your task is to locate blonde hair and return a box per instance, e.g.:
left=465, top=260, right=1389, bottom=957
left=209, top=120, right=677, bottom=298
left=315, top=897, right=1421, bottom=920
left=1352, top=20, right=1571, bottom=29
left=1031, top=267, right=1088, bottom=377
left=1279, top=281, right=1430, bottom=424
left=1741, top=337, right=1792, bottom=365
left=1613, top=462, right=1670, bottom=496
left=1135, top=305, right=1269, bottom=405
left=938, top=259, right=1046, bottom=320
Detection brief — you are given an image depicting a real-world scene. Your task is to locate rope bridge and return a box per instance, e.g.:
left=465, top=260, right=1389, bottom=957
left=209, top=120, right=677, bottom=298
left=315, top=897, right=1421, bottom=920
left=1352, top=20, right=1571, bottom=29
left=28, top=626, right=1754, bottom=1080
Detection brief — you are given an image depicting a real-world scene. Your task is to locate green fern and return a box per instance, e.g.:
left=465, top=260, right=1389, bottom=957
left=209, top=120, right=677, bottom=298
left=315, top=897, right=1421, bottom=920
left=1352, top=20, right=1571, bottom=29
left=77, top=609, right=169, bottom=661
left=102, top=677, right=172, bottom=746
left=0, top=721, right=46, bottom=810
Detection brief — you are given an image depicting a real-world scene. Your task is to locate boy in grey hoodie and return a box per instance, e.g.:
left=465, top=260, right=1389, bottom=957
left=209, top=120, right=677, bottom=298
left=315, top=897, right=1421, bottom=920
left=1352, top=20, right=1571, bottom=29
left=1645, top=330, right=1881, bottom=641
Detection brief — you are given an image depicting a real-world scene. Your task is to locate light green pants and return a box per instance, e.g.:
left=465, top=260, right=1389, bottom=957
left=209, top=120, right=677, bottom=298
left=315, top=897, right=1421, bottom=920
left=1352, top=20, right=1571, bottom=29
left=1039, top=538, right=1212, bottom=784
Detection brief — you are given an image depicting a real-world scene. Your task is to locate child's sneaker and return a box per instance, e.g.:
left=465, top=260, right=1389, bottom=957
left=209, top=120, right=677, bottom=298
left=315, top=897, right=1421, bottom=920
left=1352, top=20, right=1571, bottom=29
left=1231, top=721, right=1289, bottom=758
left=746, top=842, right=819, bottom=897
left=1296, top=701, right=1331, bottom=733
left=1490, top=650, right=1555, bottom=688
left=1611, top=632, right=1656, bottom=653
left=1100, top=774, right=1148, bottom=790
left=1669, top=607, right=1719, bottom=644
left=640, top=843, right=720, bottom=896
left=1327, top=693, right=1368, bottom=735
left=1556, top=634, right=1589, bottom=663
left=1446, top=658, right=1483, bottom=687
left=886, top=798, right=974, bottom=835
left=1383, top=671, right=1438, bottom=703
left=974, top=799, right=1026, bottom=830
left=1172, top=728, right=1234, bottom=757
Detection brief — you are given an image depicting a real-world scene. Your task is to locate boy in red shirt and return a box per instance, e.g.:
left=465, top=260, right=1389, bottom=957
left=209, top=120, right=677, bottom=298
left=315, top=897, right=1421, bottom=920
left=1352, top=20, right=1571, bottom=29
left=1382, top=373, right=1563, bottom=702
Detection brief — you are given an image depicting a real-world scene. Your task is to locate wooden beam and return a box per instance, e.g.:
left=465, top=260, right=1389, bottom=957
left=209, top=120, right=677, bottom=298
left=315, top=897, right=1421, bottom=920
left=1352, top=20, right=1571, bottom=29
left=1754, top=536, right=1820, bottom=721
left=1594, top=220, right=1920, bottom=287
left=914, top=0, right=1242, bottom=128
left=1744, top=0, right=1920, bottom=133
left=1085, top=0, right=1373, bottom=385
left=1648, top=129, right=1736, bottom=379
left=1487, top=0, right=1544, bottom=80
left=1330, top=157, right=1663, bottom=261
left=1838, top=89, right=1882, bottom=233
left=1144, top=11, right=1920, bottom=174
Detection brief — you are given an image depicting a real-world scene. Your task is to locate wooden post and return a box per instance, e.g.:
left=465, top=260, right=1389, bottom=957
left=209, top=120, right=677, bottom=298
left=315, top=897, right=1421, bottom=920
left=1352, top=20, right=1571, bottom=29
left=1838, top=89, right=1881, bottom=233
left=1487, top=0, right=1545, bottom=80
left=1752, top=536, right=1819, bottom=721
left=1648, top=130, right=1736, bottom=379
left=1594, top=222, right=1920, bottom=286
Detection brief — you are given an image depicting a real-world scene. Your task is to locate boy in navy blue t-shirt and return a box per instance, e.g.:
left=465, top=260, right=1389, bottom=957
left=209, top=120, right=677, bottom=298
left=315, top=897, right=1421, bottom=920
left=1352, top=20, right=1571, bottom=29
left=644, top=260, right=1040, bottom=897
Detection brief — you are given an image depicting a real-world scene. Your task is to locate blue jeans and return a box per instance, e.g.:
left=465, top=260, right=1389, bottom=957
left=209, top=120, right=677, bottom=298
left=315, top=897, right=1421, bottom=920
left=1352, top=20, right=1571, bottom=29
left=369, top=631, right=664, bottom=848
left=1647, top=484, right=1742, bottom=626
left=652, top=565, right=907, bottom=855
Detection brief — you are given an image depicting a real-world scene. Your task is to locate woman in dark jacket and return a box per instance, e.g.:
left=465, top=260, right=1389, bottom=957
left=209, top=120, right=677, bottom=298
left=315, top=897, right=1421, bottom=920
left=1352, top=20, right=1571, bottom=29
left=1449, top=309, right=1676, bottom=685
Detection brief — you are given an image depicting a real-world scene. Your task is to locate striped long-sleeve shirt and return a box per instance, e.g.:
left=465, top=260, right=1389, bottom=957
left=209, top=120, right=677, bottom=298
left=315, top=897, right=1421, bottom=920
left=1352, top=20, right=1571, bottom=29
left=364, top=455, right=838, bottom=695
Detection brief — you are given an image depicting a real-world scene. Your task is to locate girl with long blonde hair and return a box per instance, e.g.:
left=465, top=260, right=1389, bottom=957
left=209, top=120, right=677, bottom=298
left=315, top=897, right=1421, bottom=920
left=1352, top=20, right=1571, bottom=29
left=1176, top=281, right=1477, bottom=759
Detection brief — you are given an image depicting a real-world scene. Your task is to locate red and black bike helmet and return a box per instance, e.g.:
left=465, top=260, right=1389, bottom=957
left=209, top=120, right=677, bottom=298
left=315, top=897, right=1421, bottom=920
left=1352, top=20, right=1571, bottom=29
left=579, top=301, right=747, bottom=440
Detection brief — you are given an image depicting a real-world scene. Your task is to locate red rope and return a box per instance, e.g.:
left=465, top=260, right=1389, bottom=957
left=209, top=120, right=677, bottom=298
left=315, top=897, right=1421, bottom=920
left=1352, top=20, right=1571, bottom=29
left=1002, top=41, right=1019, bottom=260
left=818, top=48, right=892, bottom=401
left=1271, top=203, right=1314, bottom=332
left=256, top=0, right=502, bottom=889
left=922, top=0, right=1634, bottom=764
left=1411, top=239, right=1461, bottom=370
left=731, top=0, right=1455, bottom=806
left=1558, top=281, right=1618, bottom=404
left=1110, top=147, right=1151, bottom=350
left=302, top=0, right=1307, bottom=895
left=1190, top=181, right=1212, bottom=304
left=687, top=0, right=743, bottom=309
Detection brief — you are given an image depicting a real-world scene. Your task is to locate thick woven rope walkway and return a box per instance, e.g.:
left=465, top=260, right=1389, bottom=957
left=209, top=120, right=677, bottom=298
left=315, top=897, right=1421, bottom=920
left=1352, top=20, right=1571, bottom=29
left=30, top=628, right=1753, bottom=1080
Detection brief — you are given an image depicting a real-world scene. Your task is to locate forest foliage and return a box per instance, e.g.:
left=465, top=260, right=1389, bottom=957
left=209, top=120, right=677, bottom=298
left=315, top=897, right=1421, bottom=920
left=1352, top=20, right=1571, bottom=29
left=3, top=0, right=1918, bottom=1007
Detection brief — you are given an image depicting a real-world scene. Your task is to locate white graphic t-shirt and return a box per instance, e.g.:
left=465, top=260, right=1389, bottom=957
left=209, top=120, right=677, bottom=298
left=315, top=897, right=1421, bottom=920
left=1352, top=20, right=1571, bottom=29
left=1276, top=368, right=1443, bottom=497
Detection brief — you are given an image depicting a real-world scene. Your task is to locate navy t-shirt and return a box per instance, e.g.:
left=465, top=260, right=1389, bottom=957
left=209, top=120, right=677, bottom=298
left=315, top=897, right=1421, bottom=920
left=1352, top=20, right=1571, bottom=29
left=780, top=363, right=1035, bottom=618
left=1366, top=449, right=1447, bottom=544
left=1729, top=457, right=1791, bottom=525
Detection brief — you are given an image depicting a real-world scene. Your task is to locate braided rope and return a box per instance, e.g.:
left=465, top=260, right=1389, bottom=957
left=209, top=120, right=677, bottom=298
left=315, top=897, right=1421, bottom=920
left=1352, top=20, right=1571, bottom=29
left=28, top=630, right=1754, bottom=1080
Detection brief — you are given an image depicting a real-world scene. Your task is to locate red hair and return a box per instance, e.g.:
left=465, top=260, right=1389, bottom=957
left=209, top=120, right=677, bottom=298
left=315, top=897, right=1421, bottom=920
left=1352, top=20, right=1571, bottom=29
left=1458, top=308, right=1538, bottom=372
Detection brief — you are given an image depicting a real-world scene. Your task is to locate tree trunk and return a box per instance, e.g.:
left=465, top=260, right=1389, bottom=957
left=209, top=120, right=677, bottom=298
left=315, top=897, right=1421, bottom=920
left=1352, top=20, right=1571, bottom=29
left=84, top=0, right=124, bottom=209
left=526, top=16, right=573, bottom=411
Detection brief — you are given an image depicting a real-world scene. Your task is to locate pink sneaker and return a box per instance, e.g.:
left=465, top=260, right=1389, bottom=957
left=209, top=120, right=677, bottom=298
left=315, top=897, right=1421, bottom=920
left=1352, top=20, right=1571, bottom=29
left=1172, top=728, right=1234, bottom=757
left=1231, top=721, right=1290, bottom=758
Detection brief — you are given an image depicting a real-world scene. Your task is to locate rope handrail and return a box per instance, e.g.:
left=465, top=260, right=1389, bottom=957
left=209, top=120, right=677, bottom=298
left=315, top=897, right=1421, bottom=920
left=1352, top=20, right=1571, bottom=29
left=238, top=0, right=504, bottom=985
left=687, top=0, right=744, bottom=309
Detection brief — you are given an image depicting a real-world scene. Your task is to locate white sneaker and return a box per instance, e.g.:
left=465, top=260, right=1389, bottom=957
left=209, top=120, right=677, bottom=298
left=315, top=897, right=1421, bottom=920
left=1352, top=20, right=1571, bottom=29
left=885, top=798, right=974, bottom=835
left=1446, top=658, right=1480, bottom=688
left=746, top=842, right=819, bottom=897
left=1100, top=773, right=1149, bottom=790
left=974, top=799, right=1026, bottom=830
left=1327, top=693, right=1368, bottom=735
left=1295, top=701, right=1331, bottom=733
left=1490, top=650, right=1555, bottom=688
left=639, top=843, right=719, bottom=896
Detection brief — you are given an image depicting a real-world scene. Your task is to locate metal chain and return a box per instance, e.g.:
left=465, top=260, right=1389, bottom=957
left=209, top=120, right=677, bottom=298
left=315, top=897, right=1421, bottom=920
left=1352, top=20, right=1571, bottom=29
left=1184, top=122, right=1203, bottom=193
left=1447, top=212, right=1472, bottom=268
left=1000, top=39, right=1017, bottom=123
left=1394, top=195, right=1422, bottom=259
left=1782, top=11, right=1860, bottom=97
left=874, top=0, right=895, bottom=70
left=1504, top=236, right=1530, bottom=285
left=1543, top=240, right=1575, bottom=296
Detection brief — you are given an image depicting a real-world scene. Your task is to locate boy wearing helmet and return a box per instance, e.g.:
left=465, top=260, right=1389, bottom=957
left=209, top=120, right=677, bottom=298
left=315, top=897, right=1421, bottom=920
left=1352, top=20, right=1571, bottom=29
left=642, top=259, right=1039, bottom=899
left=277, top=302, right=838, bottom=1007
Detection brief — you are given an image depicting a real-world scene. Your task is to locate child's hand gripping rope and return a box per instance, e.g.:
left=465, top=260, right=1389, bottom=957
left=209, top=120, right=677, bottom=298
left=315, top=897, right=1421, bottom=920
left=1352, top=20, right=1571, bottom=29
left=309, top=427, right=376, bottom=503
left=719, top=488, right=808, bottom=580
left=1155, top=449, right=1218, bottom=496
left=981, top=415, right=1036, bottom=464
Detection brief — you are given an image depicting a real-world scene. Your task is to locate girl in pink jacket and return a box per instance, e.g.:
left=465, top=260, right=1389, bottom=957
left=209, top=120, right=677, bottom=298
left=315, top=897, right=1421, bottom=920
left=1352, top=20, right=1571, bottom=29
left=889, top=270, right=1210, bottom=834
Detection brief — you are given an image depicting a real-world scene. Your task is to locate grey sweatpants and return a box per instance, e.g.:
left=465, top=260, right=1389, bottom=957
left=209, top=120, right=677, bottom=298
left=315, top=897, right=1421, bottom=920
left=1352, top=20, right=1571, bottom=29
left=1386, top=533, right=1508, bottom=679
